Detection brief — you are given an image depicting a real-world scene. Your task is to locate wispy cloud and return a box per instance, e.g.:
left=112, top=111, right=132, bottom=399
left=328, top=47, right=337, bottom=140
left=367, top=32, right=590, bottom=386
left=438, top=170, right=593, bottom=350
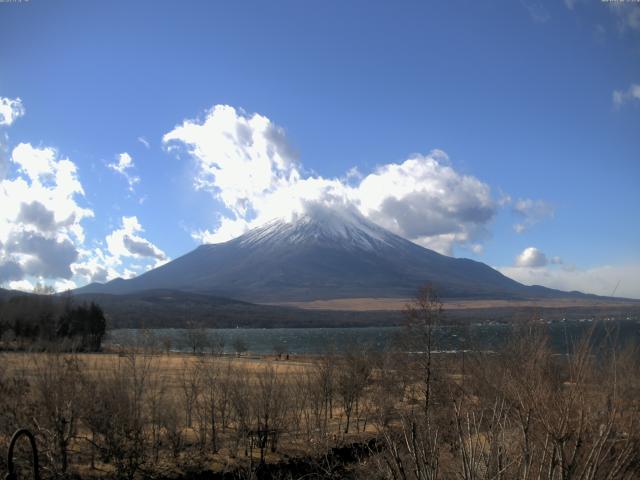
left=608, top=3, right=640, bottom=32
left=563, top=0, right=578, bottom=11
left=137, top=136, right=150, bottom=149
left=520, top=0, right=550, bottom=23
left=512, top=198, right=554, bottom=233
left=613, top=83, right=640, bottom=109
left=108, top=152, right=140, bottom=191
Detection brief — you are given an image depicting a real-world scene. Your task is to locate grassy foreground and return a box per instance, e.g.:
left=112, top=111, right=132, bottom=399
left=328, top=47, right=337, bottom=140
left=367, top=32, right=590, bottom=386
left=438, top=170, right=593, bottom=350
left=2, top=318, right=640, bottom=479
left=1, top=349, right=380, bottom=479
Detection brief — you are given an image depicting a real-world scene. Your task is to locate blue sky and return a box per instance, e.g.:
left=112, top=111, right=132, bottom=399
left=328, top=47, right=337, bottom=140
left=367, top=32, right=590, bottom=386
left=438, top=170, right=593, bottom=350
left=0, top=0, right=639, bottom=297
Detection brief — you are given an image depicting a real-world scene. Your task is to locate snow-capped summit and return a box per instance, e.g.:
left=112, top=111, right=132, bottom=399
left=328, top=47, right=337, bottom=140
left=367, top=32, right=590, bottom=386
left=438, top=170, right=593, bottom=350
left=238, top=207, right=397, bottom=251
left=75, top=205, right=569, bottom=302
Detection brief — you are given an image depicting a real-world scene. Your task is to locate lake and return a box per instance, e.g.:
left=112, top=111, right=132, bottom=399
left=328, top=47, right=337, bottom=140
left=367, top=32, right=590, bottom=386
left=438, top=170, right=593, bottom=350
left=106, top=319, right=640, bottom=355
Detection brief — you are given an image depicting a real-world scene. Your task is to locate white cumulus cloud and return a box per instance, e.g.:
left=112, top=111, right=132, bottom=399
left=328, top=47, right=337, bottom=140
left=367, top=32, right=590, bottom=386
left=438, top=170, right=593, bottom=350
left=72, top=217, right=169, bottom=286
left=7, top=279, right=34, bottom=292
left=0, top=103, right=167, bottom=292
left=0, top=143, right=94, bottom=287
left=72, top=247, right=115, bottom=284
left=499, top=263, right=640, bottom=299
left=0, top=97, right=25, bottom=126
left=357, top=151, right=495, bottom=253
left=106, top=216, right=167, bottom=262
left=0, top=146, right=164, bottom=291
left=164, top=104, right=300, bottom=220
left=164, top=105, right=498, bottom=255
left=499, top=247, right=640, bottom=299
left=515, top=247, right=548, bottom=268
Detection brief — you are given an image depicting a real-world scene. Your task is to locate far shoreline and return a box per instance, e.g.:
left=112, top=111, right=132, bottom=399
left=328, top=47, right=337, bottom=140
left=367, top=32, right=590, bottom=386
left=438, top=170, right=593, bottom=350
left=267, top=296, right=640, bottom=311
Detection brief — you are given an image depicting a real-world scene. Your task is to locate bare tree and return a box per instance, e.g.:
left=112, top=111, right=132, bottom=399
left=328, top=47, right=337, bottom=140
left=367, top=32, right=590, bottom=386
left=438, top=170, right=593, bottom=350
left=228, top=367, right=251, bottom=458
left=374, top=285, right=443, bottom=480
left=250, top=366, right=289, bottom=462
left=160, top=334, right=173, bottom=355
left=209, top=330, right=225, bottom=356
left=183, top=325, right=210, bottom=354
left=180, top=359, right=202, bottom=429
left=160, top=396, right=184, bottom=462
left=232, top=336, right=248, bottom=357
left=197, top=356, right=224, bottom=453
left=273, top=340, right=288, bottom=360
left=337, top=345, right=372, bottom=434
left=81, top=353, right=153, bottom=479
left=217, top=360, right=235, bottom=433
left=31, top=353, right=83, bottom=475
left=145, top=358, right=167, bottom=463
left=404, top=285, right=442, bottom=416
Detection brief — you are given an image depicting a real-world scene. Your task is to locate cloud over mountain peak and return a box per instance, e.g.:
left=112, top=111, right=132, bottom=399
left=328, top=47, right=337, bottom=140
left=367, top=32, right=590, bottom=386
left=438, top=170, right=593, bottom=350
left=164, top=105, right=498, bottom=256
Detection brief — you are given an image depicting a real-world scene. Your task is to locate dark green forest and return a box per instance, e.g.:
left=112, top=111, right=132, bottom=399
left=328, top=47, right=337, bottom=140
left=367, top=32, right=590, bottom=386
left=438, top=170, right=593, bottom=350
left=0, top=291, right=106, bottom=351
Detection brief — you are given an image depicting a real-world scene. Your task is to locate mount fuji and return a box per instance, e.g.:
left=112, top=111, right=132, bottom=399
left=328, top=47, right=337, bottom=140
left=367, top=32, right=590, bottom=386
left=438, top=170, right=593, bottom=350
left=75, top=207, right=579, bottom=302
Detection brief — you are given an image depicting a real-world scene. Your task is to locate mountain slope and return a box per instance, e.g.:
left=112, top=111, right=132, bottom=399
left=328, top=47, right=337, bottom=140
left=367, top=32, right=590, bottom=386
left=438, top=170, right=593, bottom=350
left=75, top=207, right=580, bottom=302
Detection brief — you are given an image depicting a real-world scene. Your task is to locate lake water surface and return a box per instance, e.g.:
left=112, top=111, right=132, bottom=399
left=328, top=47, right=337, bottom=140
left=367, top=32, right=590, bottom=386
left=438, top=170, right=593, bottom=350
left=106, top=319, right=640, bottom=355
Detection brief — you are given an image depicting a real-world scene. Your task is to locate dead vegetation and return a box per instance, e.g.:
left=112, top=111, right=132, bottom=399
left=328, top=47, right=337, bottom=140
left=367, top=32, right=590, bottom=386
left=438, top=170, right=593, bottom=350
left=1, top=289, right=639, bottom=479
left=367, top=288, right=640, bottom=480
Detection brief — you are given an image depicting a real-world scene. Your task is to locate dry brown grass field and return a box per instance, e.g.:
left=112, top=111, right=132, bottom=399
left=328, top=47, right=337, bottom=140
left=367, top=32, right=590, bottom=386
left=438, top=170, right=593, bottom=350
left=271, top=296, right=639, bottom=311
left=1, top=351, right=313, bottom=379
left=2, top=293, right=640, bottom=480
left=0, top=349, right=382, bottom=479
